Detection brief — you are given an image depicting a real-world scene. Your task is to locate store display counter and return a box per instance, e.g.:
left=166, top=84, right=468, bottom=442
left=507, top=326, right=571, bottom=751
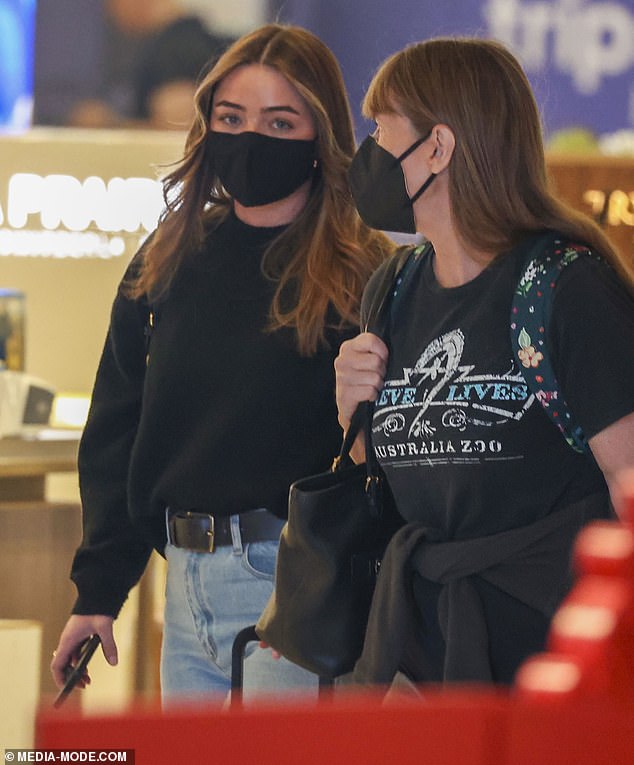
left=0, top=430, right=79, bottom=501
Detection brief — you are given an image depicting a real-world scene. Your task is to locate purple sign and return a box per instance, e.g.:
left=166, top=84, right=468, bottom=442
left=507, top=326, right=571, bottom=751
left=281, top=0, right=634, bottom=140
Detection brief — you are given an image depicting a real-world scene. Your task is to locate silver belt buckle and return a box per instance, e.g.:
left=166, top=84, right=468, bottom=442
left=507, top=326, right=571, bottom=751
left=182, top=510, right=215, bottom=553
left=203, top=512, right=215, bottom=552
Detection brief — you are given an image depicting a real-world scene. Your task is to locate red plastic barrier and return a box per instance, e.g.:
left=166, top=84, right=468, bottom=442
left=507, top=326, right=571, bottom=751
left=37, top=689, right=507, bottom=765
left=507, top=696, right=634, bottom=765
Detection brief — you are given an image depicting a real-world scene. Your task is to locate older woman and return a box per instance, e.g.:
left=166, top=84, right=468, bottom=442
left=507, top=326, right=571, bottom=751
left=337, top=37, right=634, bottom=687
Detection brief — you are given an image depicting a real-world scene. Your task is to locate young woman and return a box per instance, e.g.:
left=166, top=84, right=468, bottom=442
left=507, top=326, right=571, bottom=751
left=336, top=37, right=634, bottom=687
left=51, top=24, right=393, bottom=701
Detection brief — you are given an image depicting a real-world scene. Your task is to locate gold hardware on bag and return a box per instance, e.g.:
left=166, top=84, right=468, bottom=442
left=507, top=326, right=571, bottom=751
left=365, top=475, right=379, bottom=492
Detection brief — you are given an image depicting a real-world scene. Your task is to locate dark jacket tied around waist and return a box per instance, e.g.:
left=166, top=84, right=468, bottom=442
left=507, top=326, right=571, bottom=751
left=353, top=493, right=605, bottom=685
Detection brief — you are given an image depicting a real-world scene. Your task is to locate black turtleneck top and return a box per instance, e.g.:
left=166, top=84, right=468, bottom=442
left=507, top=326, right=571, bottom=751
left=71, top=211, right=353, bottom=616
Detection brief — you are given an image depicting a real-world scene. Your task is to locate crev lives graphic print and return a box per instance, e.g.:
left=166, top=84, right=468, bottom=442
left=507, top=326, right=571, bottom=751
left=373, top=329, right=534, bottom=467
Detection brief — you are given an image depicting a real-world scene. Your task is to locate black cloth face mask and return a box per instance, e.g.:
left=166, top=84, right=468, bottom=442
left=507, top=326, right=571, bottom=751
left=348, top=130, right=435, bottom=233
left=208, top=130, right=317, bottom=207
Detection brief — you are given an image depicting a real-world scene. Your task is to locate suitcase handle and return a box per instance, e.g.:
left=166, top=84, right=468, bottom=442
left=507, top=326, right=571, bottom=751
left=230, top=624, right=333, bottom=707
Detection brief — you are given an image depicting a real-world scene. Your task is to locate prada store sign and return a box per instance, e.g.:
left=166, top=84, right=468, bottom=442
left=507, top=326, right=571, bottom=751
left=0, top=172, right=163, bottom=259
left=0, top=128, right=184, bottom=261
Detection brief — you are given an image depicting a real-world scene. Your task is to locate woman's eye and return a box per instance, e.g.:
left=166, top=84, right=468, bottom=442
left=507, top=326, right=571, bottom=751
left=216, top=113, right=241, bottom=127
left=272, top=118, right=293, bottom=131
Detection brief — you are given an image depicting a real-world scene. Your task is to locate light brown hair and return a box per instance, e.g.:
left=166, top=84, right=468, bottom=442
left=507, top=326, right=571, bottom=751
left=363, top=37, right=633, bottom=287
left=128, top=23, right=393, bottom=354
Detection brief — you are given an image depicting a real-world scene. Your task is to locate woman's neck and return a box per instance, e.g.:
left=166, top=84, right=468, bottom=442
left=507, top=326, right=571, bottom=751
left=429, top=232, right=495, bottom=288
left=414, top=175, right=494, bottom=287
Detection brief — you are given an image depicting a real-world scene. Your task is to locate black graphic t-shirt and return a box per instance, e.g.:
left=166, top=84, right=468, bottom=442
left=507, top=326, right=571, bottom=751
left=369, top=240, right=634, bottom=541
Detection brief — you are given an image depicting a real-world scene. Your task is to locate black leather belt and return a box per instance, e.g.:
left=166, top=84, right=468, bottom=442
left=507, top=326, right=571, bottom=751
left=167, top=509, right=285, bottom=553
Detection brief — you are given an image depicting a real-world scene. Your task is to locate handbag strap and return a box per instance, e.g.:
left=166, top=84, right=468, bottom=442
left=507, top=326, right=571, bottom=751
left=337, top=400, right=369, bottom=462
left=334, top=397, right=378, bottom=459
left=331, top=400, right=381, bottom=515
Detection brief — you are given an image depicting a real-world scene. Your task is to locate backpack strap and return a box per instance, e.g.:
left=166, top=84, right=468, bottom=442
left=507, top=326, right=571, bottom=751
left=511, top=232, right=600, bottom=454
left=361, top=242, right=428, bottom=333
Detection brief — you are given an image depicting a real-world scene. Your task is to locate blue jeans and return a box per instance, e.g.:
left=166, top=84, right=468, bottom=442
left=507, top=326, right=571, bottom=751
left=161, top=514, right=318, bottom=704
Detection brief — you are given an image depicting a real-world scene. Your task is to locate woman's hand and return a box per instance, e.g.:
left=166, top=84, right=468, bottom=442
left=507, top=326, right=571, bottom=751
left=259, top=641, right=282, bottom=660
left=334, top=332, right=389, bottom=463
left=51, top=614, right=118, bottom=689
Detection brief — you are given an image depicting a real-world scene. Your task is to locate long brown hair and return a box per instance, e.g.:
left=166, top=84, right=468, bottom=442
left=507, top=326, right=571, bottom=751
left=128, top=24, right=393, bottom=354
left=363, top=37, right=633, bottom=288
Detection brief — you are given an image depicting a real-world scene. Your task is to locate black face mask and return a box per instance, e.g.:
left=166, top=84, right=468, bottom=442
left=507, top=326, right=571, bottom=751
left=208, top=130, right=317, bottom=207
left=348, top=131, right=435, bottom=233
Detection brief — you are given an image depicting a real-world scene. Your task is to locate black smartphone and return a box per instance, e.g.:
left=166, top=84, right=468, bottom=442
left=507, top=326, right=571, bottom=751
left=53, top=634, right=101, bottom=708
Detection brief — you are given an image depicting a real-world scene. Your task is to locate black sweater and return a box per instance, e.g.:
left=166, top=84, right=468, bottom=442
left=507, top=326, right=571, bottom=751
left=71, top=212, right=353, bottom=616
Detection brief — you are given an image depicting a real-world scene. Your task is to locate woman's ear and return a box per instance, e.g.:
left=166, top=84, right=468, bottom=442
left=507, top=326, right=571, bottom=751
left=429, top=124, right=455, bottom=172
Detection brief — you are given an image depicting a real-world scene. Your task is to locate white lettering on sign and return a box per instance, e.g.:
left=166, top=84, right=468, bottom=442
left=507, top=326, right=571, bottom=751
left=0, top=229, right=131, bottom=258
left=484, top=0, right=634, bottom=94
left=6, top=173, right=165, bottom=232
left=583, top=189, right=634, bottom=225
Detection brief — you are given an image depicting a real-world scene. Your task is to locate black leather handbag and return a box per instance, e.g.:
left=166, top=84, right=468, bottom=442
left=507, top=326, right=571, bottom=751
left=255, top=249, right=414, bottom=678
left=255, top=402, right=401, bottom=677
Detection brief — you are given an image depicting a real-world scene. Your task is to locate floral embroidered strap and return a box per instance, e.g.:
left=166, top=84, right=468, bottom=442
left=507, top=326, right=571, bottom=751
left=511, top=232, right=601, bottom=455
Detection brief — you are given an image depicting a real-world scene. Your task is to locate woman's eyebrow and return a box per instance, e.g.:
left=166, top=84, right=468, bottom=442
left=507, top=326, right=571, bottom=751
left=213, top=99, right=245, bottom=110
left=212, top=101, right=300, bottom=116
left=262, top=105, right=300, bottom=115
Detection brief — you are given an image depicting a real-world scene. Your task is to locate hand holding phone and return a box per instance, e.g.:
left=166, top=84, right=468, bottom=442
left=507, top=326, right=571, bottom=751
left=53, top=634, right=101, bottom=708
